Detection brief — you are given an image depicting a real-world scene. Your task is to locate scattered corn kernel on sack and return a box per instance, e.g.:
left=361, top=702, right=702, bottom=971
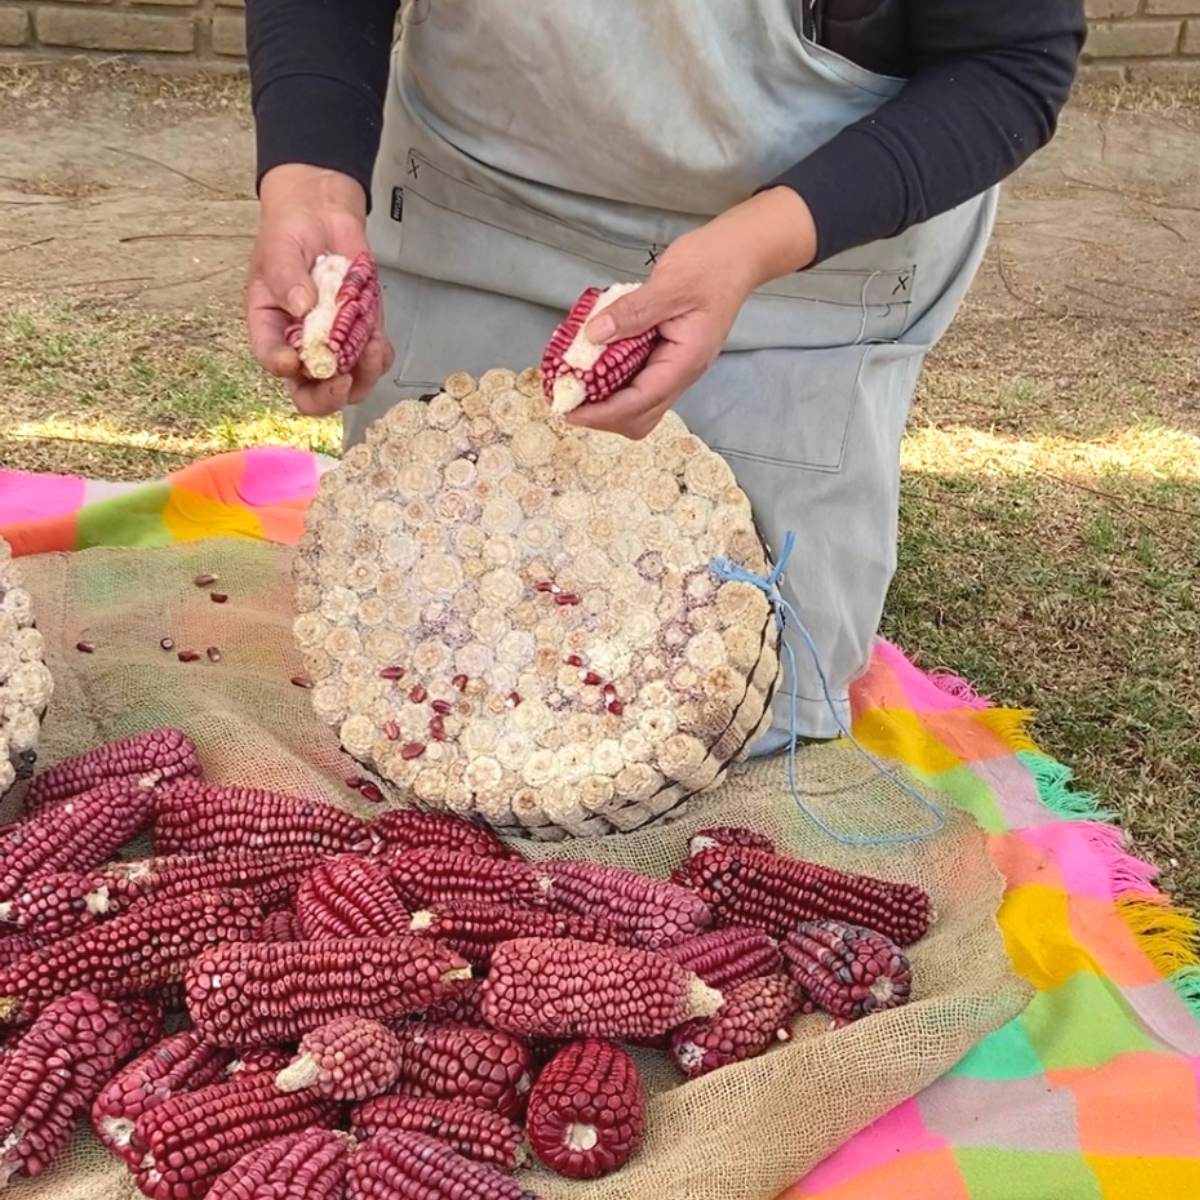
left=541, top=284, right=660, bottom=414
left=0, top=535, right=50, bottom=798
left=293, top=369, right=781, bottom=839
left=286, top=251, right=381, bottom=381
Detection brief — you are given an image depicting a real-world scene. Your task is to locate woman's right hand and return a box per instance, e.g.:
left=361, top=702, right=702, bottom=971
left=247, top=164, right=394, bottom=416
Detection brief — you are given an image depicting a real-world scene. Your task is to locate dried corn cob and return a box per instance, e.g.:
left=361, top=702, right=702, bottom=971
left=543, top=860, right=711, bottom=950
left=254, top=909, right=304, bottom=943
left=0, top=777, right=156, bottom=900
left=348, top=1131, right=541, bottom=1200
left=351, top=1095, right=527, bottom=1170
left=661, top=926, right=783, bottom=990
left=404, top=977, right=486, bottom=1027
left=688, top=825, right=776, bottom=857
left=541, top=284, right=659, bottom=414
left=0, top=932, right=37, bottom=968
left=226, top=1046, right=294, bottom=1078
left=526, top=1039, right=645, bottom=1180
left=157, top=777, right=372, bottom=857
left=670, top=974, right=801, bottom=1078
left=677, top=845, right=933, bottom=946
left=23, top=726, right=199, bottom=812
left=1, top=850, right=323, bottom=940
left=369, top=809, right=520, bottom=862
left=408, top=900, right=619, bottom=967
left=295, top=854, right=409, bottom=939
left=0, top=888, right=262, bottom=1023
left=186, top=937, right=471, bottom=1045
left=286, top=251, right=381, bottom=381
left=390, top=1022, right=532, bottom=1119
left=208, top=1128, right=353, bottom=1200
left=481, top=937, right=723, bottom=1040
left=386, top=849, right=552, bottom=910
left=782, top=920, right=913, bottom=1020
left=132, top=1071, right=340, bottom=1200
left=276, top=1016, right=403, bottom=1100
left=123, top=996, right=167, bottom=1048
left=92, top=1028, right=235, bottom=1165
left=0, top=990, right=147, bottom=1185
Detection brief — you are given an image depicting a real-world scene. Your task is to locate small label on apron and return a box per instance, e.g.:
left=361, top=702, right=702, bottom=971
left=390, top=187, right=404, bottom=223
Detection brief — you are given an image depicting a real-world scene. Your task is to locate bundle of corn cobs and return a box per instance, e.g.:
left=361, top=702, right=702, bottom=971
left=0, top=727, right=931, bottom=1197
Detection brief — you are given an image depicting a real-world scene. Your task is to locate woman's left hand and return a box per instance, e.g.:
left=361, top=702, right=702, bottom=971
left=566, top=187, right=819, bottom=440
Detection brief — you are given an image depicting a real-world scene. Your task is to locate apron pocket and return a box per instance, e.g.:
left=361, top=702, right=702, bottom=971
left=678, top=342, right=883, bottom=473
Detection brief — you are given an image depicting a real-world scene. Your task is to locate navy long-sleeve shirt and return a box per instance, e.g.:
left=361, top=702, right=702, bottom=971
left=246, top=0, right=1085, bottom=264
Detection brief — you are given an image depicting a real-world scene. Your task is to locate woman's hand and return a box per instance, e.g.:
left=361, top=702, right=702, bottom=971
left=247, top=164, right=394, bottom=417
left=567, top=187, right=819, bottom=440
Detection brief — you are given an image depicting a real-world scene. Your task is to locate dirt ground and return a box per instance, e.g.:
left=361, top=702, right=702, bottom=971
left=2, top=69, right=1199, bottom=331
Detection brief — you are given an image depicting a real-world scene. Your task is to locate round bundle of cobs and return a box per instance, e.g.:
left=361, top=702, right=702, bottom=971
left=0, top=536, right=51, bottom=796
left=293, top=368, right=781, bottom=839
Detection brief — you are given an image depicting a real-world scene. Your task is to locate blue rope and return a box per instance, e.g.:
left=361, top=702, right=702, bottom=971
left=710, top=531, right=946, bottom=847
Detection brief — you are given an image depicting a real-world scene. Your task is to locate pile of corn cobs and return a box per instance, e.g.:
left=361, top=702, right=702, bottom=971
left=0, top=727, right=931, bottom=1198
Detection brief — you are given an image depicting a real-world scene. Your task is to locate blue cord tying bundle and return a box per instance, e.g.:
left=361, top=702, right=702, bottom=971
left=709, top=531, right=946, bottom=847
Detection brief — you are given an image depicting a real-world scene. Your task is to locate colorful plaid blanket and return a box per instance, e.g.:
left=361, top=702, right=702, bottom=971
left=3, top=450, right=1199, bottom=1198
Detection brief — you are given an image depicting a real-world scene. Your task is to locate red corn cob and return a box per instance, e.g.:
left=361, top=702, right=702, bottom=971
left=185, top=937, right=471, bottom=1045
left=782, top=920, right=913, bottom=1021
left=0, top=990, right=147, bottom=1185
left=386, top=849, right=552, bottom=910
left=275, top=1016, right=404, bottom=1101
left=0, top=933, right=38, bottom=968
left=408, top=900, right=620, bottom=967
left=295, top=854, right=409, bottom=939
left=389, top=1022, right=533, bottom=1119
left=676, top=845, right=934, bottom=946
left=404, top=977, right=487, bottom=1027
left=226, top=1046, right=294, bottom=1078
left=208, top=1128, right=352, bottom=1200
left=543, top=860, right=711, bottom=950
left=661, top=925, right=784, bottom=990
left=132, top=1071, right=340, bottom=1200
left=481, top=937, right=724, bottom=1040
left=347, top=1131, right=540, bottom=1200
left=526, top=1039, right=645, bottom=1180
left=124, top=995, right=168, bottom=1048
left=286, top=251, right=380, bottom=381
left=92, top=1029, right=235, bottom=1165
left=0, top=888, right=263, bottom=1023
left=369, top=809, right=521, bottom=862
left=351, top=1095, right=527, bottom=1170
left=0, top=777, right=156, bottom=900
left=254, top=909, right=304, bottom=942
left=1, top=850, right=323, bottom=940
left=688, top=825, right=776, bottom=857
left=23, top=727, right=199, bottom=811
left=157, top=777, right=373, bottom=856
left=541, top=284, right=659, bottom=414
left=670, top=974, right=802, bottom=1079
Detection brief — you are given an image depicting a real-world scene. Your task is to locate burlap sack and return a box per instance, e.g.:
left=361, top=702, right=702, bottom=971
left=5, top=540, right=1031, bottom=1200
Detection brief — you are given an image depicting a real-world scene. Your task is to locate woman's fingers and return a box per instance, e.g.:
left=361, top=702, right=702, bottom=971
left=289, top=374, right=354, bottom=417
left=567, top=343, right=701, bottom=438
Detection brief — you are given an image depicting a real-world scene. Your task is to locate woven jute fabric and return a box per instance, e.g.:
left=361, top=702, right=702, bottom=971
left=5, top=540, right=1030, bottom=1200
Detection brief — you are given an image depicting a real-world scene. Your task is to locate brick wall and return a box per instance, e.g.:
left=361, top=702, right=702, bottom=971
left=1081, top=0, right=1200, bottom=82
left=0, top=1, right=246, bottom=65
left=1, top=0, right=1198, bottom=83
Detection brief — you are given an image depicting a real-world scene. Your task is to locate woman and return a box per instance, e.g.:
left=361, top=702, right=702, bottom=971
left=243, top=0, right=1085, bottom=748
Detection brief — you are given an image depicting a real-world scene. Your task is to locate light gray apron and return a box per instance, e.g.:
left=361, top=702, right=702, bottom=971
left=353, top=0, right=998, bottom=743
